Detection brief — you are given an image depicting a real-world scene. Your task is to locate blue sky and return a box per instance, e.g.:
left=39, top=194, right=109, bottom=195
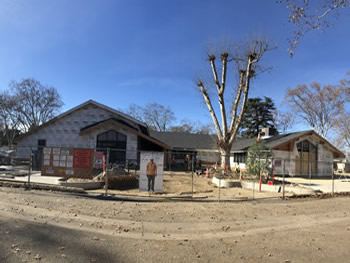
left=0, top=0, right=349, bottom=129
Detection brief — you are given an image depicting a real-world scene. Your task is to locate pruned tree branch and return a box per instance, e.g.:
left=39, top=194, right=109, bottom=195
left=197, top=36, right=275, bottom=168
left=197, top=81, right=223, bottom=139
left=280, top=0, right=349, bottom=56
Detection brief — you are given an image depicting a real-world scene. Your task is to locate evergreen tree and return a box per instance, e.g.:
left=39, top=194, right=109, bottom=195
left=246, top=140, right=272, bottom=179
left=240, top=96, right=277, bottom=138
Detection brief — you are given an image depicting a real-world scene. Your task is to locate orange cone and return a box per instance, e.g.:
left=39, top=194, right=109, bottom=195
left=206, top=168, right=209, bottom=177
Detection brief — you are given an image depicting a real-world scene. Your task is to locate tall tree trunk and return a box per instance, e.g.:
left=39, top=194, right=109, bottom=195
left=219, top=144, right=232, bottom=169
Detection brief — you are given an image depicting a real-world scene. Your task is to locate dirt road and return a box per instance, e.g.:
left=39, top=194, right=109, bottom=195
left=1, top=187, right=350, bottom=262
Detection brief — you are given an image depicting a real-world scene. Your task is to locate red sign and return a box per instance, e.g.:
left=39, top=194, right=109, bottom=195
left=73, top=149, right=92, bottom=168
left=94, top=151, right=104, bottom=169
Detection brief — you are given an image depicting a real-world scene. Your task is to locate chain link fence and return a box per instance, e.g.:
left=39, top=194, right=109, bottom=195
left=0, top=146, right=349, bottom=201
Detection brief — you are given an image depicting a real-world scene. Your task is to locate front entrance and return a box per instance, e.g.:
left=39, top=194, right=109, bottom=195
left=295, top=140, right=317, bottom=177
left=96, top=130, right=127, bottom=166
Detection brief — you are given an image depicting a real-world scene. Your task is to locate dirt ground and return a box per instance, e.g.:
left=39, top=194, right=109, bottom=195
left=1, top=184, right=350, bottom=263
left=90, top=172, right=286, bottom=200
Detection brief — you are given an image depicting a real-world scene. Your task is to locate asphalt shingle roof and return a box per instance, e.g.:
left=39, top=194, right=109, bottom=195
left=150, top=130, right=317, bottom=152
left=149, top=131, right=217, bottom=150
left=232, top=131, right=313, bottom=151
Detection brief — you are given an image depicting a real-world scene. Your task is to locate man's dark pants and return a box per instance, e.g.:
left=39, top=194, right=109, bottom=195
left=147, top=175, right=155, bottom=191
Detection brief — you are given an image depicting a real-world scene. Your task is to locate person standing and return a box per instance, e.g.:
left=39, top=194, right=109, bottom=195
left=146, top=159, right=157, bottom=192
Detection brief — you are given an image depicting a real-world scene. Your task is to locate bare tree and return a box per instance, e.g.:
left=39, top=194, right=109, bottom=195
left=273, top=110, right=295, bottom=134
left=196, top=123, right=216, bottom=135
left=0, top=92, right=21, bottom=146
left=7, top=78, right=63, bottom=133
left=170, top=119, right=195, bottom=133
left=197, top=37, right=275, bottom=168
left=125, top=104, right=144, bottom=121
left=280, top=0, right=349, bottom=56
left=335, top=111, right=350, bottom=151
left=170, top=119, right=215, bottom=134
left=143, top=103, right=176, bottom=132
left=125, top=103, right=176, bottom=132
left=285, top=80, right=349, bottom=138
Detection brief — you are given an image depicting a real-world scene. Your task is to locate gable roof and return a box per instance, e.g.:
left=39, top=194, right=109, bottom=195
left=16, top=100, right=148, bottom=142
left=80, top=118, right=170, bottom=150
left=232, top=130, right=345, bottom=158
left=231, top=131, right=309, bottom=151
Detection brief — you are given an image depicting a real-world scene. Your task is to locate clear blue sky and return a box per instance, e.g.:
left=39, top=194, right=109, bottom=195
left=0, top=0, right=349, bottom=128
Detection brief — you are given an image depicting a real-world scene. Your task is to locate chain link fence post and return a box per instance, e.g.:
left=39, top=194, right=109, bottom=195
left=169, top=151, right=172, bottom=173
left=218, top=171, right=221, bottom=202
left=332, top=165, right=335, bottom=196
left=27, top=147, right=32, bottom=190
left=191, top=154, right=194, bottom=197
left=282, top=159, right=286, bottom=199
left=252, top=180, right=255, bottom=200
left=105, top=148, right=110, bottom=197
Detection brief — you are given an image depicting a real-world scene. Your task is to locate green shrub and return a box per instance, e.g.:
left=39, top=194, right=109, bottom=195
left=246, top=140, right=272, bottom=181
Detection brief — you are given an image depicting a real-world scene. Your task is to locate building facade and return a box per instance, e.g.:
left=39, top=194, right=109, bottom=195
left=16, top=100, right=168, bottom=168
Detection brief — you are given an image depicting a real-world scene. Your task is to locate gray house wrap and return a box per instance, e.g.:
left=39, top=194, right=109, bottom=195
left=16, top=100, right=169, bottom=165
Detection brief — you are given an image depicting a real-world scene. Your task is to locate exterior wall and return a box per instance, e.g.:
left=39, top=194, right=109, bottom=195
left=197, top=151, right=220, bottom=164
left=273, top=136, right=334, bottom=176
left=272, top=150, right=295, bottom=175
left=16, top=104, right=139, bottom=161
left=81, top=123, right=138, bottom=162
left=317, top=143, right=333, bottom=176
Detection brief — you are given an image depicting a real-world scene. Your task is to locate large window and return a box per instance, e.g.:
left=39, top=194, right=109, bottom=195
left=96, top=130, right=127, bottom=165
left=96, top=130, right=126, bottom=149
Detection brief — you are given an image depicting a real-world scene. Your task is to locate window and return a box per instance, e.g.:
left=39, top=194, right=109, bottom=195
left=234, top=152, right=247, bottom=163
left=38, top=139, right=46, bottom=148
left=96, top=130, right=127, bottom=165
left=96, top=130, right=127, bottom=149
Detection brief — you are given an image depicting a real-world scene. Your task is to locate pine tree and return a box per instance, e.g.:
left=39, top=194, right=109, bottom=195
left=240, top=96, right=277, bottom=138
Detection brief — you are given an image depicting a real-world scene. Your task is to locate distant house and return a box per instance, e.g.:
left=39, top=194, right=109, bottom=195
left=15, top=100, right=169, bottom=169
left=151, top=129, right=345, bottom=177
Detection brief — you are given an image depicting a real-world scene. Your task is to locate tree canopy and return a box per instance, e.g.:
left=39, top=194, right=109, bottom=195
left=273, top=110, right=295, bottom=134
left=284, top=77, right=350, bottom=138
left=0, top=78, right=63, bottom=145
left=169, top=119, right=215, bottom=134
left=9, top=78, right=63, bottom=132
left=126, top=103, right=176, bottom=132
left=240, top=97, right=277, bottom=138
